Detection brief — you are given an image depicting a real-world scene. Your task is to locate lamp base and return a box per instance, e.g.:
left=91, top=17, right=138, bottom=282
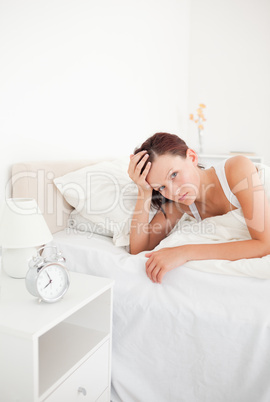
left=2, top=247, right=37, bottom=278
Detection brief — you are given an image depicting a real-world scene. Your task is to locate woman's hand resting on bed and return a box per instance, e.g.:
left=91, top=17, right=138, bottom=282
left=145, top=246, right=188, bottom=283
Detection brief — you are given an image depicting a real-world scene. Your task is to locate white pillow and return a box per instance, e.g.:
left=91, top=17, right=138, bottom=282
left=53, top=158, right=139, bottom=246
left=68, top=210, right=114, bottom=238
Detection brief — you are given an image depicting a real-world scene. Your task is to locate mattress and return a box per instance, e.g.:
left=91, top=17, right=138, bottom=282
left=51, top=229, right=270, bottom=402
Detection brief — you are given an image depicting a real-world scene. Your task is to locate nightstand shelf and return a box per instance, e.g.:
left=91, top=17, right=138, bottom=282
left=0, top=270, right=114, bottom=402
left=39, top=322, right=108, bottom=395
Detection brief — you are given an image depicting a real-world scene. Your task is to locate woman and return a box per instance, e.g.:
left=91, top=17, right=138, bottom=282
left=128, top=132, right=270, bottom=283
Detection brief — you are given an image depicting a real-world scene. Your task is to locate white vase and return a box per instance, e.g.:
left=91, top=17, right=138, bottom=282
left=198, top=131, right=204, bottom=154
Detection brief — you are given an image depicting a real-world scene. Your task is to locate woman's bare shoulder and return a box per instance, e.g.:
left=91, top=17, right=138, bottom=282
left=225, top=155, right=258, bottom=188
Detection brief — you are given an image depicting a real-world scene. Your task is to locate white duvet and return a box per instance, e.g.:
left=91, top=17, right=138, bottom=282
left=51, top=229, right=270, bottom=402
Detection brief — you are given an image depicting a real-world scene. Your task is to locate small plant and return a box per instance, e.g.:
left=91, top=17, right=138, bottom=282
left=190, top=104, right=206, bottom=153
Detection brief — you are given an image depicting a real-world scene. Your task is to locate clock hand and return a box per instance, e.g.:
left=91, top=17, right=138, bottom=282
left=44, top=277, right=53, bottom=289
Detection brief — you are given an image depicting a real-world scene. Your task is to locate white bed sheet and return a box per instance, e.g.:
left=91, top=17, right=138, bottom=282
left=51, top=229, right=270, bottom=402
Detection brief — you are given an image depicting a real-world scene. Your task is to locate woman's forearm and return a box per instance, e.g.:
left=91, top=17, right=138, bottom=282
left=145, top=237, right=270, bottom=283
left=184, top=238, right=270, bottom=262
left=129, top=188, right=153, bottom=254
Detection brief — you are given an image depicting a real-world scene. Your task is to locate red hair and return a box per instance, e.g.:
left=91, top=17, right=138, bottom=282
left=135, top=130, right=188, bottom=155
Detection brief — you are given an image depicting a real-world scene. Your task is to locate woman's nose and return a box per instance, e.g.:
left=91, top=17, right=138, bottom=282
left=168, top=183, right=181, bottom=197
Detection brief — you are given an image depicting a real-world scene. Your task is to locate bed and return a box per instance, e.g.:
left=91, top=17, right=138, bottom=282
left=11, top=159, right=270, bottom=402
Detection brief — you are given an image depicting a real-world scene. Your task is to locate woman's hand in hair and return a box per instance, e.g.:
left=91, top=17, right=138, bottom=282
left=128, top=150, right=152, bottom=193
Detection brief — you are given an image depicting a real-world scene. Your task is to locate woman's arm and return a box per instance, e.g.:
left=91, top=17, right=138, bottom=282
left=128, top=151, right=181, bottom=253
left=145, top=237, right=270, bottom=283
left=145, top=156, right=270, bottom=282
left=226, top=155, right=270, bottom=253
left=129, top=198, right=172, bottom=253
left=188, top=156, right=270, bottom=259
left=128, top=151, right=159, bottom=253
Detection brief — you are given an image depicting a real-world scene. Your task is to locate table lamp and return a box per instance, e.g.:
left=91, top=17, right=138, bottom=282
left=0, top=198, right=53, bottom=278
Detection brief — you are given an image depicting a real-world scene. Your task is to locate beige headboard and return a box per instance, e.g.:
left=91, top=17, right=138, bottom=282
left=11, top=160, right=96, bottom=234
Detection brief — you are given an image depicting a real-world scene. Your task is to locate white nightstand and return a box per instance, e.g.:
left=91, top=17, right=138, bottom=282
left=199, top=153, right=264, bottom=168
left=0, top=268, right=114, bottom=402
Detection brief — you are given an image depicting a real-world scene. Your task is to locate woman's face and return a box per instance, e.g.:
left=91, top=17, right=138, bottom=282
left=146, top=151, right=200, bottom=205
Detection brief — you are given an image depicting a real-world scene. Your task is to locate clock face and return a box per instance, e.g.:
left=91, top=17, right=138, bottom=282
left=37, top=263, right=70, bottom=302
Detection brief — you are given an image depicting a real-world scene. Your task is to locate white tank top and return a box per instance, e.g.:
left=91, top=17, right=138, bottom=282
left=189, top=159, right=241, bottom=222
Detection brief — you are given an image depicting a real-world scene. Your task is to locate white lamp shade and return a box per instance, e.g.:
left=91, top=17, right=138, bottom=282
left=0, top=198, right=53, bottom=248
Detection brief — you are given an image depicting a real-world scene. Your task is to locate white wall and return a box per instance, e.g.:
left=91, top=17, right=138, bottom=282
left=1, top=0, right=269, bottom=204
left=187, top=0, right=270, bottom=164
left=0, top=0, right=190, bottom=200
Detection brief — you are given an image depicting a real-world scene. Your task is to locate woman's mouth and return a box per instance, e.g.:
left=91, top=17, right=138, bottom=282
left=178, top=192, right=188, bottom=201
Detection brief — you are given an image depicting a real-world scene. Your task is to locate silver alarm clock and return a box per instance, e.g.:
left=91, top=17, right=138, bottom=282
left=25, top=246, right=70, bottom=303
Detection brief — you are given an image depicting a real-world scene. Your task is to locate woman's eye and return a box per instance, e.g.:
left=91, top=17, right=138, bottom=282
left=159, top=185, right=165, bottom=192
